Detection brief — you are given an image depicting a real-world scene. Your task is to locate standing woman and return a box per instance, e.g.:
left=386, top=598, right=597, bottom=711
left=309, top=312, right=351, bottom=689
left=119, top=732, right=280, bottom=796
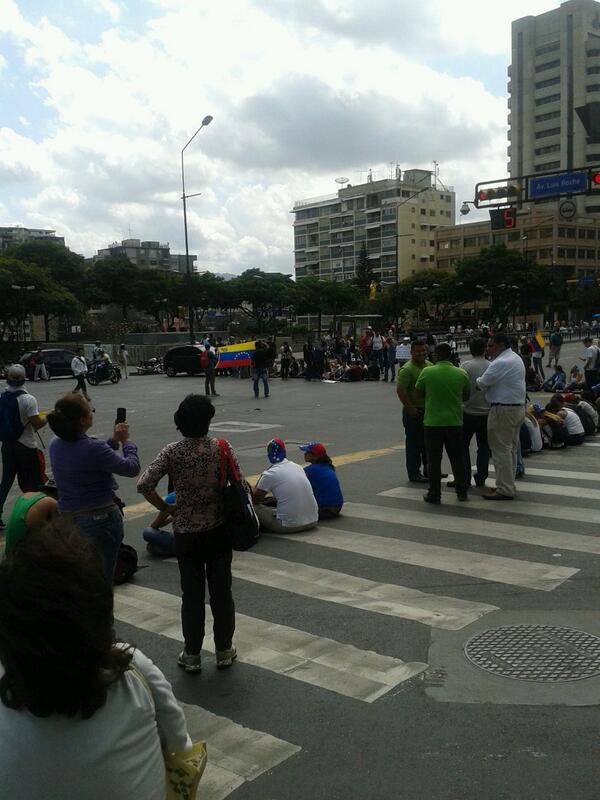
left=138, top=394, right=239, bottom=673
left=47, top=394, right=140, bottom=580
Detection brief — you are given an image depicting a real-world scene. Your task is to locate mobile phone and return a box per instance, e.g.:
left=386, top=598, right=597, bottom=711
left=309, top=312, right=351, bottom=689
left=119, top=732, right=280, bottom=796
left=115, top=407, right=127, bottom=424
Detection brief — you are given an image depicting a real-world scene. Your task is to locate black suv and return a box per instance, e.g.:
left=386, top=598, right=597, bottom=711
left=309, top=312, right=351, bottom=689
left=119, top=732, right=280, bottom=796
left=19, top=348, right=80, bottom=379
left=163, top=345, right=205, bottom=377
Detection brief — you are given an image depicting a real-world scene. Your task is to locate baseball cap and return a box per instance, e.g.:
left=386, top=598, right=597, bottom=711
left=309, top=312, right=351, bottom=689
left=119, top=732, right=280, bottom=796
left=6, top=364, right=26, bottom=384
left=299, top=441, right=327, bottom=457
left=267, top=438, right=286, bottom=464
left=563, top=392, right=576, bottom=402
left=533, top=403, right=543, bottom=413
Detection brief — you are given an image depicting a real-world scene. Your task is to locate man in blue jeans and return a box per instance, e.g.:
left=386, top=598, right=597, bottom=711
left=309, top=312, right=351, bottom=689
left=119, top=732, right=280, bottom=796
left=396, top=340, right=431, bottom=483
left=251, top=341, right=270, bottom=398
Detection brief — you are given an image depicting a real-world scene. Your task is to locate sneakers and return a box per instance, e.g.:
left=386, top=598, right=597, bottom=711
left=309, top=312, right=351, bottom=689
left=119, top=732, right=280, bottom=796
left=177, top=650, right=202, bottom=673
left=216, top=647, right=237, bottom=669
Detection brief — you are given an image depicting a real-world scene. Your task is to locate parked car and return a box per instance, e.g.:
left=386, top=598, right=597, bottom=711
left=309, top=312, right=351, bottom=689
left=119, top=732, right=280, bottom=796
left=163, top=345, right=206, bottom=377
left=19, top=348, right=80, bottom=379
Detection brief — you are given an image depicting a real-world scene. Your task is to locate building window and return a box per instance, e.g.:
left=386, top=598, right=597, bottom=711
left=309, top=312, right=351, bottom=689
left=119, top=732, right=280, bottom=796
left=535, top=77, right=560, bottom=89
left=535, top=143, right=560, bottom=155
left=588, top=48, right=600, bottom=56
left=587, top=153, right=600, bottom=163
left=438, top=241, right=450, bottom=250
left=429, top=240, right=435, bottom=247
left=558, top=227, right=576, bottom=238
left=586, top=205, right=600, bottom=213
left=411, top=207, right=415, bottom=214
left=430, top=209, right=436, bottom=217
left=535, top=93, right=560, bottom=106
left=535, top=127, right=560, bottom=139
left=478, top=235, right=489, bottom=245
left=450, top=239, right=461, bottom=249
left=536, top=42, right=559, bottom=56
left=587, top=84, right=600, bottom=92
left=420, top=208, right=426, bottom=216
left=508, top=231, right=521, bottom=241
left=535, top=161, right=561, bottom=172
left=463, top=237, right=476, bottom=247
left=538, top=249, right=552, bottom=259
left=538, top=227, right=553, bottom=239
left=588, top=66, right=600, bottom=75
left=536, top=59, right=560, bottom=72
left=535, top=110, right=561, bottom=123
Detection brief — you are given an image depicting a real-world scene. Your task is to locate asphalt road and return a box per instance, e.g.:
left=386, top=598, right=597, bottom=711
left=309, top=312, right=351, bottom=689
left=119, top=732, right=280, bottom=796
left=2, top=339, right=599, bottom=800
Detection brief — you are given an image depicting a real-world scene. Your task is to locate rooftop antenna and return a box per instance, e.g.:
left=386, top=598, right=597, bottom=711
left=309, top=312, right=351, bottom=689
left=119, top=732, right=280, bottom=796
left=433, top=161, right=449, bottom=191
left=335, top=176, right=349, bottom=188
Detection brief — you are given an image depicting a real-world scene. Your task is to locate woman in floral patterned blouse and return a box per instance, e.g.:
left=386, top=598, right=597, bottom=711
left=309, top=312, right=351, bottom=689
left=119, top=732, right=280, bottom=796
left=138, top=394, right=242, bottom=673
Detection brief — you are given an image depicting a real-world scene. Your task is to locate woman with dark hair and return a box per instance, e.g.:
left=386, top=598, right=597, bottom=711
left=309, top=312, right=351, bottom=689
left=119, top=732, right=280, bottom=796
left=299, top=441, right=344, bottom=520
left=0, top=521, right=191, bottom=799
left=138, top=394, right=241, bottom=673
left=48, top=393, right=140, bottom=580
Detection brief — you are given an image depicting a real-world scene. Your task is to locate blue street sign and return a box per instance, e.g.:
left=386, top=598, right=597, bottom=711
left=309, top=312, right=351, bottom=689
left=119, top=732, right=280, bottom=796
left=579, top=276, right=595, bottom=285
left=529, top=170, right=588, bottom=199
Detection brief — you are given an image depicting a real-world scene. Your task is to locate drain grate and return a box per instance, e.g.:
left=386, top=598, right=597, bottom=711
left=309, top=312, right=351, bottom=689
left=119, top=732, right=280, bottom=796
left=464, top=625, right=600, bottom=683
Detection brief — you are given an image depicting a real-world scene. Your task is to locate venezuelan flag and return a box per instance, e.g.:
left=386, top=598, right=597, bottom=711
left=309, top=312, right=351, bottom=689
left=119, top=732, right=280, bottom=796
left=216, top=340, right=256, bottom=368
left=531, top=330, right=546, bottom=352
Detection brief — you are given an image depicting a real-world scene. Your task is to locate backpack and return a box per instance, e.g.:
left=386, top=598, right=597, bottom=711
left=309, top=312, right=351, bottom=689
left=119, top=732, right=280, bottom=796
left=0, top=390, right=26, bottom=443
left=199, top=349, right=210, bottom=369
left=113, top=543, right=139, bottom=584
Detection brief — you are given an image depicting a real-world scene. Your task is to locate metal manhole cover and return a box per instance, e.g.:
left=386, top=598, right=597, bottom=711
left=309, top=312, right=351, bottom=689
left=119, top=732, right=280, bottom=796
left=464, top=625, right=600, bottom=683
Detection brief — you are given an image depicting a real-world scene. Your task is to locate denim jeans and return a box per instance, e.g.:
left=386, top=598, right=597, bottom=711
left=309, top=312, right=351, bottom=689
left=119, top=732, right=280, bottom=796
left=402, top=408, right=427, bottom=479
left=252, top=367, right=269, bottom=397
left=70, top=505, right=123, bottom=581
left=462, top=412, right=490, bottom=485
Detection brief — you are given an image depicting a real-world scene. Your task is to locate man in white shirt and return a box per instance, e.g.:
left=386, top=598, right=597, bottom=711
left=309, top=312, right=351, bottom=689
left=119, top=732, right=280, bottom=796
left=252, top=438, right=318, bottom=533
left=476, top=333, right=526, bottom=500
left=71, top=347, right=91, bottom=400
left=0, top=365, right=48, bottom=529
left=581, top=336, right=600, bottom=390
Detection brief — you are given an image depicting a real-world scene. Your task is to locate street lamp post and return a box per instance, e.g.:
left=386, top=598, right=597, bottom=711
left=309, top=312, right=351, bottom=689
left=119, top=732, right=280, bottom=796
left=413, top=286, right=428, bottom=328
left=181, top=114, right=213, bottom=344
left=11, top=284, right=36, bottom=342
left=521, top=234, right=529, bottom=331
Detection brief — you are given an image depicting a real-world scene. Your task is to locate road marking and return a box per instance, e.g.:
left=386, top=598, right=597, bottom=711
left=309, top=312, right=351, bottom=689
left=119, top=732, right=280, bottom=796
left=446, top=477, right=600, bottom=501
left=488, top=465, right=599, bottom=482
left=114, top=584, right=427, bottom=703
left=379, top=486, right=599, bottom=525
left=342, top=501, right=600, bottom=556
left=230, top=552, right=498, bottom=630
left=273, top=529, right=578, bottom=591
left=124, top=443, right=405, bottom=520
left=181, top=702, right=300, bottom=799
left=211, top=421, right=283, bottom=434
left=582, top=441, right=600, bottom=447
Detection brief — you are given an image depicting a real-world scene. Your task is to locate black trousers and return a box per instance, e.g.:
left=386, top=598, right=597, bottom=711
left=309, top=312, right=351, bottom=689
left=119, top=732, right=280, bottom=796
left=424, top=426, right=469, bottom=499
left=280, top=359, right=290, bottom=380
left=174, top=528, right=235, bottom=654
left=462, top=412, right=490, bottom=485
left=73, top=374, right=89, bottom=396
left=204, top=367, right=216, bottom=395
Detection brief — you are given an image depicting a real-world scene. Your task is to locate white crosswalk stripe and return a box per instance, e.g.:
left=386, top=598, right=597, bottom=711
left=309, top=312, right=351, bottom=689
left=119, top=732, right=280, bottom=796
left=582, top=441, right=600, bottom=447
left=229, top=552, right=499, bottom=630
left=341, top=500, right=600, bottom=556
left=272, top=527, right=577, bottom=591
left=379, top=485, right=598, bottom=525
left=114, top=584, right=428, bottom=703
left=181, top=702, right=300, bottom=799
left=445, top=476, right=600, bottom=500
left=487, top=464, right=599, bottom=482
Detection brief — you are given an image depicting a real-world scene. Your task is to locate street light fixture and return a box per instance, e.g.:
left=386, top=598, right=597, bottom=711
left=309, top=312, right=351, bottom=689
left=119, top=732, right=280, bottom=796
left=181, top=114, right=213, bottom=344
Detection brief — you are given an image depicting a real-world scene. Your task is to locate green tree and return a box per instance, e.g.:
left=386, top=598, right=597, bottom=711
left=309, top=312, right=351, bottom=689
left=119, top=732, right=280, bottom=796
left=292, top=277, right=359, bottom=336
left=5, top=240, right=86, bottom=340
left=228, top=269, right=295, bottom=332
left=354, top=242, right=373, bottom=296
left=91, top=257, right=144, bottom=319
left=398, top=269, right=464, bottom=324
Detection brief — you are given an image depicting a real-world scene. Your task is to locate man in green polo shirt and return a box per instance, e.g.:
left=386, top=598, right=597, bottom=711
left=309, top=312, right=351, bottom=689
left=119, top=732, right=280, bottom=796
left=396, top=339, right=432, bottom=483
left=415, top=342, right=470, bottom=504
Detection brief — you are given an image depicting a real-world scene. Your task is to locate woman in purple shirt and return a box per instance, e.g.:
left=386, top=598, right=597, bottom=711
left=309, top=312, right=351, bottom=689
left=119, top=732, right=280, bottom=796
left=48, top=394, right=140, bottom=580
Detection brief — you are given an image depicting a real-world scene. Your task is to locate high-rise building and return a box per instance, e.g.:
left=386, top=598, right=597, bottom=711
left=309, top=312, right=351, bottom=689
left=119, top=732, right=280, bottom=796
left=0, top=226, right=65, bottom=249
left=292, top=169, right=455, bottom=284
left=509, top=0, right=600, bottom=214
left=95, top=239, right=196, bottom=274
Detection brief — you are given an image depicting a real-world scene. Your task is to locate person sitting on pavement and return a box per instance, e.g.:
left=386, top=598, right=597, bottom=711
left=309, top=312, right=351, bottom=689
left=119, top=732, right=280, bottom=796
left=142, top=490, right=177, bottom=558
left=542, top=364, right=566, bottom=392
left=0, top=520, right=191, bottom=800
left=548, top=396, right=588, bottom=443
left=535, top=404, right=568, bottom=449
left=564, top=392, right=598, bottom=431
left=3, top=480, right=59, bottom=556
left=565, top=365, right=585, bottom=391
left=299, top=442, right=344, bottom=520
left=252, top=439, right=318, bottom=533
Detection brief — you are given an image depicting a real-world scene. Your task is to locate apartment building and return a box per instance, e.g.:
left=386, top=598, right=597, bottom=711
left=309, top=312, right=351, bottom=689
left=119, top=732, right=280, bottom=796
left=292, top=169, right=455, bottom=285
left=95, top=239, right=196, bottom=273
left=436, top=212, right=600, bottom=279
left=0, top=226, right=65, bottom=249
left=509, top=0, right=600, bottom=214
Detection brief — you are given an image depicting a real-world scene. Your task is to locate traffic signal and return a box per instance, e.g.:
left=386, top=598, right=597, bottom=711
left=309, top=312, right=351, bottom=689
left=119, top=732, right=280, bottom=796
left=489, top=207, right=517, bottom=230
left=477, top=182, right=521, bottom=204
left=591, top=171, right=600, bottom=186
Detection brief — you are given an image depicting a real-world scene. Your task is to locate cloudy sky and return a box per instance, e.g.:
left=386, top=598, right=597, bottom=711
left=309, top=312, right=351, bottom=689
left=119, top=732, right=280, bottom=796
left=1, top=0, right=560, bottom=273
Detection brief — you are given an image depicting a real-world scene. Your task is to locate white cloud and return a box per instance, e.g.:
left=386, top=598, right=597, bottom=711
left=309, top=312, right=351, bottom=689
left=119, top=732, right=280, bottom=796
left=0, top=0, right=533, bottom=272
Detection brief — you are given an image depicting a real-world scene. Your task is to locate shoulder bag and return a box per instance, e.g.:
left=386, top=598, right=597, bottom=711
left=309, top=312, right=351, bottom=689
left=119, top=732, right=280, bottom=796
left=218, top=438, right=260, bottom=551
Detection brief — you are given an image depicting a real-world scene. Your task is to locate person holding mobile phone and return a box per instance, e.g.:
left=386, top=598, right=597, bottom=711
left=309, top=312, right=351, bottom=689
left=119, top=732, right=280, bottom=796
left=47, top=394, right=140, bottom=580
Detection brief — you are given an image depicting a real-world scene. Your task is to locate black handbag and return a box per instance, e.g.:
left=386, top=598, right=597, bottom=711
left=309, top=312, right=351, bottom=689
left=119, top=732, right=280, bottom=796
left=218, top=439, right=260, bottom=551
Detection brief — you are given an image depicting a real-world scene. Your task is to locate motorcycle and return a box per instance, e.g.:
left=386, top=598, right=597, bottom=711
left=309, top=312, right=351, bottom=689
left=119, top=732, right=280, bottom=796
left=87, top=360, right=122, bottom=385
left=136, top=356, right=163, bottom=375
